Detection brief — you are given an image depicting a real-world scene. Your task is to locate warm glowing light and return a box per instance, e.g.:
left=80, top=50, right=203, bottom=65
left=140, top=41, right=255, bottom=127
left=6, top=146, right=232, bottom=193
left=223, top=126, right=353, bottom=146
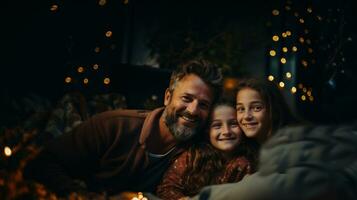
left=291, top=87, right=297, bottom=93
left=307, top=7, right=313, bottom=13
left=299, top=37, right=305, bottom=43
left=282, top=32, right=287, bottom=38
left=105, top=31, right=113, bottom=38
left=282, top=47, right=288, bottom=52
left=224, top=78, right=238, bottom=89
left=280, top=57, right=287, bottom=64
left=104, top=77, right=110, bottom=85
left=286, top=30, right=292, bottom=36
left=302, top=60, right=308, bottom=67
left=308, top=48, right=313, bottom=53
left=99, top=0, right=107, bottom=6
left=138, top=193, right=144, bottom=199
left=303, top=87, right=307, bottom=93
left=299, top=18, right=305, bottom=23
left=307, top=91, right=312, bottom=96
left=268, top=75, right=274, bottom=81
left=272, top=35, right=279, bottom=41
left=94, top=47, right=101, bottom=53
left=309, top=96, right=314, bottom=101
left=77, top=66, right=84, bottom=73
left=50, top=4, right=59, bottom=12
left=286, top=72, right=292, bottom=78
left=4, top=146, right=12, bottom=157
left=65, top=77, right=72, bottom=83
left=123, top=0, right=129, bottom=5
left=93, top=64, right=99, bottom=70
left=292, top=46, right=298, bottom=52
left=279, top=82, right=285, bottom=88
left=298, top=83, right=303, bottom=89
left=317, top=15, right=322, bottom=21
left=301, top=95, right=306, bottom=101
left=272, top=9, right=279, bottom=16
left=83, top=78, right=89, bottom=84
left=269, top=50, right=276, bottom=56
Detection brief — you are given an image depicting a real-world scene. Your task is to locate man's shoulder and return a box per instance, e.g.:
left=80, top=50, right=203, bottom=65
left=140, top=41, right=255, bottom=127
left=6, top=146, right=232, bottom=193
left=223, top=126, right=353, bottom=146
left=94, top=109, right=152, bottom=121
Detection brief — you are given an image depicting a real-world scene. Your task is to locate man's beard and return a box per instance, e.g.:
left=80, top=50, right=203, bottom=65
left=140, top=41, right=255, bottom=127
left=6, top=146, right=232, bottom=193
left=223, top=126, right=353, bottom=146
left=163, top=108, right=202, bottom=142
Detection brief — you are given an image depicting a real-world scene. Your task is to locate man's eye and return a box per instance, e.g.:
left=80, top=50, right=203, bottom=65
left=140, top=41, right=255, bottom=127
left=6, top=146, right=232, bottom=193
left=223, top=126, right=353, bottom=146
left=199, top=103, right=209, bottom=110
left=181, top=96, right=191, bottom=102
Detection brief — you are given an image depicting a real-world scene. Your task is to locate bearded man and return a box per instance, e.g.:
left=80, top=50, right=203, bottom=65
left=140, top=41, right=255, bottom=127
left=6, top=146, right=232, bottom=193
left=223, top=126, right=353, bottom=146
left=24, top=59, right=223, bottom=197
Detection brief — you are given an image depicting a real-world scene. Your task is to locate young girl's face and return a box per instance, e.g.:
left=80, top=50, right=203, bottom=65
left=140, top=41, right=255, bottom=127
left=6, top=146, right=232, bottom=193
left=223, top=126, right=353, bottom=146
left=209, top=105, right=242, bottom=153
left=236, top=87, right=271, bottom=143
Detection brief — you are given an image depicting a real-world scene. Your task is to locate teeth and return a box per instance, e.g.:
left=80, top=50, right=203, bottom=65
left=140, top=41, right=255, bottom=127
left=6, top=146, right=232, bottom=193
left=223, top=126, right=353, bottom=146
left=182, top=116, right=195, bottom=122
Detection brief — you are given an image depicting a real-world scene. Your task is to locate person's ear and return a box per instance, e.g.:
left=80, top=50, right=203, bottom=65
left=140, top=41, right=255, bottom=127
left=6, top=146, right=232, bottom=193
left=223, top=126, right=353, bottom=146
left=164, top=88, right=172, bottom=106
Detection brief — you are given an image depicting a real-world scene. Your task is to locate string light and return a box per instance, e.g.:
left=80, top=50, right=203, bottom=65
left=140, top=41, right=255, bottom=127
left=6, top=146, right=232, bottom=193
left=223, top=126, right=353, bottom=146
left=299, top=37, right=305, bottom=43
left=286, top=72, right=292, bottom=78
left=104, top=77, right=110, bottom=85
left=50, top=4, right=59, bottom=12
left=309, top=96, right=314, bottom=102
left=83, top=78, right=89, bottom=84
left=280, top=57, right=287, bottom=64
left=93, top=64, right=99, bottom=70
left=317, top=15, right=323, bottom=21
left=301, top=95, right=306, bottom=101
left=282, top=47, right=288, bottom=53
left=294, top=12, right=299, bottom=17
left=298, top=83, right=303, bottom=89
left=65, top=77, right=72, bottom=83
left=123, top=0, right=129, bottom=5
left=268, top=75, right=274, bottom=81
left=307, top=91, right=312, bottom=96
left=98, top=0, right=107, bottom=6
left=4, top=146, right=12, bottom=157
left=285, top=6, right=291, bottom=11
left=269, top=50, right=276, bottom=56
left=308, top=48, right=313, bottom=53
left=282, top=32, right=287, bottom=38
left=105, top=31, right=113, bottom=38
left=302, top=60, right=308, bottom=67
left=272, top=9, right=279, bottom=16
left=94, top=47, right=101, bottom=53
left=303, top=87, right=307, bottom=93
left=77, top=66, right=84, bottom=73
left=307, top=7, right=313, bottom=13
left=279, top=82, right=285, bottom=88
left=291, top=87, right=297, bottom=93
left=272, top=35, right=279, bottom=41
left=286, top=30, right=292, bottom=36
left=299, top=18, right=305, bottom=24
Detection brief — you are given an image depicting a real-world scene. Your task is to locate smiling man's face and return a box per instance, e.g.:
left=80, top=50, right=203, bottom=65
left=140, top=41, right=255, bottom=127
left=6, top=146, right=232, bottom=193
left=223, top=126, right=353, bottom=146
left=163, top=74, right=213, bottom=142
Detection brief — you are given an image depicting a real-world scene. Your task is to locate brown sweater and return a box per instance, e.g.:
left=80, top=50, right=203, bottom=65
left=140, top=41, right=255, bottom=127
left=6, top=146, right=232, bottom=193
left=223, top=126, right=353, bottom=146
left=24, top=107, right=183, bottom=196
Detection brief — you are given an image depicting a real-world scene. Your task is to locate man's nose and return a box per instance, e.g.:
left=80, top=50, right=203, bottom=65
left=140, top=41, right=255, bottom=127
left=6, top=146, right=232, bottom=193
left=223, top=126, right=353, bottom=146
left=186, top=100, right=199, bottom=115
